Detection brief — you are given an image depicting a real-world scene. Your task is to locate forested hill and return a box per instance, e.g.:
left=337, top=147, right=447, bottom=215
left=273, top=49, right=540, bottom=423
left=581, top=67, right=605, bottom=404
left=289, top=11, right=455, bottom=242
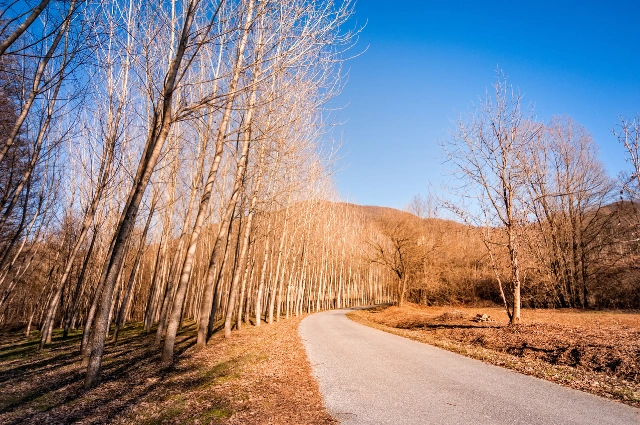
left=340, top=199, right=640, bottom=310
left=338, top=202, right=464, bottom=228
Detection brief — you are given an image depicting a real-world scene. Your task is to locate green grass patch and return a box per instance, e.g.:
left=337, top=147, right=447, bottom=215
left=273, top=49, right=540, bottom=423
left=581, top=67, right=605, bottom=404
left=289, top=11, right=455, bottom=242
left=197, top=357, right=244, bottom=389
left=197, top=406, right=233, bottom=422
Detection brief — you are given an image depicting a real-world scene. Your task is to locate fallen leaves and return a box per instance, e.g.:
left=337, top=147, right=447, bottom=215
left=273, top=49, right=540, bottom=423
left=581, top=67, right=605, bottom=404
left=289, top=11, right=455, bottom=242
left=0, top=317, right=334, bottom=424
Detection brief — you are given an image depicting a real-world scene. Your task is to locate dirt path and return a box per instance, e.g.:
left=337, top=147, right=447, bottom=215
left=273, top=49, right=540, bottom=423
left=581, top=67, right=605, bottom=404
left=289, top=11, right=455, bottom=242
left=299, top=309, right=640, bottom=425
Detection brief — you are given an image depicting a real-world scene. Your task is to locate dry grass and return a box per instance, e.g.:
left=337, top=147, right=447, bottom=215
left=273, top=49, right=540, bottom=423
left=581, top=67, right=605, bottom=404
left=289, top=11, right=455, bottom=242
left=348, top=304, right=640, bottom=407
left=0, top=317, right=334, bottom=424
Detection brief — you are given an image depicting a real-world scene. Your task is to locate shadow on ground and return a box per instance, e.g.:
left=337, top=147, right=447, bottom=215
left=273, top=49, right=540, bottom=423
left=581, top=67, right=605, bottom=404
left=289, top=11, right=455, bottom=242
left=0, top=322, right=233, bottom=424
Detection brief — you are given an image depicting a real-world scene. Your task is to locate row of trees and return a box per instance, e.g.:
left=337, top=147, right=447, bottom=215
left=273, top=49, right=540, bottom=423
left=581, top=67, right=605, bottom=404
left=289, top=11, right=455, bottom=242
left=0, top=0, right=401, bottom=389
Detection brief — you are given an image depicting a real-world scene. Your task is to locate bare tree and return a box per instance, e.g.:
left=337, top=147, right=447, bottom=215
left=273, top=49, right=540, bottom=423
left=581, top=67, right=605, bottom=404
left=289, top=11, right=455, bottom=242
left=442, top=73, right=542, bottom=324
left=614, top=114, right=640, bottom=199
left=522, top=116, right=615, bottom=308
left=0, top=0, right=52, bottom=56
left=407, top=194, right=438, bottom=219
left=366, top=211, right=422, bottom=307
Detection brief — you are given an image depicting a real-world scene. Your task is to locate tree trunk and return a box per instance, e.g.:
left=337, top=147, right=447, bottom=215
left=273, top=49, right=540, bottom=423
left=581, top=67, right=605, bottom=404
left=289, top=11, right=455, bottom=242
left=84, top=0, right=198, bottom=388
left=112, top=197, right=156, bottom=343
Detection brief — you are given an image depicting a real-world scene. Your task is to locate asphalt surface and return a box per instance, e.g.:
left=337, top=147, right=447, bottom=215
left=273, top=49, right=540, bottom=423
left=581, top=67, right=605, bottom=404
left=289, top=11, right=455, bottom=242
left=299, top=308, right=640, bottom=425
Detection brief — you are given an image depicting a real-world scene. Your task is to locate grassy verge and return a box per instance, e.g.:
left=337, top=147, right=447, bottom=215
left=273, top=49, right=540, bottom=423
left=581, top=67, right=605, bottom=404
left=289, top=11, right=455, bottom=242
left=0, top=316, right=334, bottom=424
left=348, top=304, right=640, bottom=408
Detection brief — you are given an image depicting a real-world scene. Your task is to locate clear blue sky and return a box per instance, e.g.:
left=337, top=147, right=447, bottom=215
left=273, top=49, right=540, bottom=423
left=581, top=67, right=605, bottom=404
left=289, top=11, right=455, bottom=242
left=332, top=0, right=640, bottom=209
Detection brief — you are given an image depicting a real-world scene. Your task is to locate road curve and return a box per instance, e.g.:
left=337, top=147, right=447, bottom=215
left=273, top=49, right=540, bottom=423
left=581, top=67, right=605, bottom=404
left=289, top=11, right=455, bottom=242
left=299, top=308, right=640, bottom=425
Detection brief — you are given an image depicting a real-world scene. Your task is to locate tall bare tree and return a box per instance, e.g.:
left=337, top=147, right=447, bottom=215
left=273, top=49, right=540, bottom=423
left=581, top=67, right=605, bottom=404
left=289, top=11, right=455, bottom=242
left=523, top=116, right=615, bottom=308
left=442, top=73, right=542, bottom=324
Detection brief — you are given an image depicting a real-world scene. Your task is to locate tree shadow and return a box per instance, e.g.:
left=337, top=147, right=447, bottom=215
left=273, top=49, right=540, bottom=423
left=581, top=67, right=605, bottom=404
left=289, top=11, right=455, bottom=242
left=0, top=321, right=219, bottom=425
left=395, top=322, right=503, bottom=330
left=505, top=343, right=586, bottom=368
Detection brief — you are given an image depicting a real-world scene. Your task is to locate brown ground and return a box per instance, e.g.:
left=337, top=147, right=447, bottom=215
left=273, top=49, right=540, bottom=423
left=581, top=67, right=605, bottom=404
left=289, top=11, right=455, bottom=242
left=348, top=304, right=640, bottom=407
left=0, top=317, right=334, bottom=424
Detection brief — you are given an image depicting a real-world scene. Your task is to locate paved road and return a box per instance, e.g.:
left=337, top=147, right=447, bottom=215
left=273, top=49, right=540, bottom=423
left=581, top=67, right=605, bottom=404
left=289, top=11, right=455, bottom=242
left=299, top=308, right=640, bottom=425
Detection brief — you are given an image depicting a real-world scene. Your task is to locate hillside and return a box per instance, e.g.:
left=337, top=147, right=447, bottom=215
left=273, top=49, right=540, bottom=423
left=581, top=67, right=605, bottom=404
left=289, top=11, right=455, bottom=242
left=338, top=202, right=467, bottom=230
